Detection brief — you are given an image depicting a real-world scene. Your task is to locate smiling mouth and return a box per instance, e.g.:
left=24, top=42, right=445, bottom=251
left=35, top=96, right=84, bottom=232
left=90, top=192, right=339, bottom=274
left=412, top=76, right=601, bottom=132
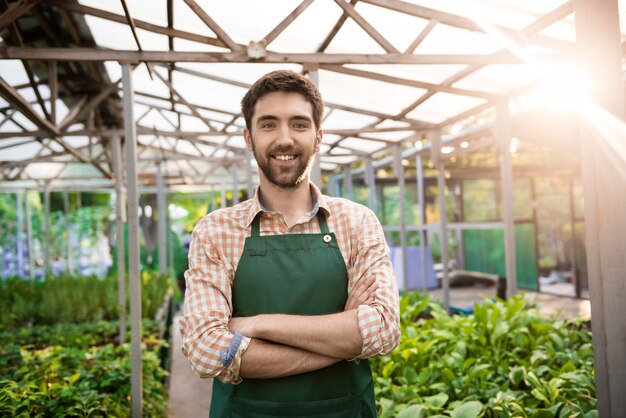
left=272, top=154, right=297, bottom=161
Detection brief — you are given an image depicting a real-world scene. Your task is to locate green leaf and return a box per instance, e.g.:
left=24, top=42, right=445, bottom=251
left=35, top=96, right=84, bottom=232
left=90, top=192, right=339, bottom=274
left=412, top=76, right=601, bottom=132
left=396, top=404, right=426, bottom=418
left=424, top=393, right=448, bottom=409
left=450, top=401, right=483, bottom=418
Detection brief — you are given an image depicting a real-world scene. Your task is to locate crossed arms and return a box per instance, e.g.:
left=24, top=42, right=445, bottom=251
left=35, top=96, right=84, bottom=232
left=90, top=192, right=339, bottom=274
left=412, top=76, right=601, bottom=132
left=179, top=208, right=400, bottom=384
left=229, top=275, right=377, bottom=379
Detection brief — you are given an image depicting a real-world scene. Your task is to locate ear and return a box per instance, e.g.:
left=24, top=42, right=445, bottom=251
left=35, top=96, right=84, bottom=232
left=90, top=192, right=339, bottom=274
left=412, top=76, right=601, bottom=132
left=314, top=129, right=323, bottom=153
left=244, top=128, right=253, bottom=152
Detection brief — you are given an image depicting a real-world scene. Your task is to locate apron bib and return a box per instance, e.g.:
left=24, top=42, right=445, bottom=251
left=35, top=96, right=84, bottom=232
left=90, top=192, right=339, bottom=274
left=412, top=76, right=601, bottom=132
left=210, top=211, right=376, bottom=417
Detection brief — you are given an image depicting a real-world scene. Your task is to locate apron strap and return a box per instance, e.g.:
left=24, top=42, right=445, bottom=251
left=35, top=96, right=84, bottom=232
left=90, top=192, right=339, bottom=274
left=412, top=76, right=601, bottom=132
left=251, top=210, right=329, bottom=237
left=317, top=210, right=329, bottom=234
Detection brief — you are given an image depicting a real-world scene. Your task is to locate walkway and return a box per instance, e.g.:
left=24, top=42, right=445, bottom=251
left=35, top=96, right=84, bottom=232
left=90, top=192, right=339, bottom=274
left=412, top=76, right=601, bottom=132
left=168, top=314, right=212, bottom=418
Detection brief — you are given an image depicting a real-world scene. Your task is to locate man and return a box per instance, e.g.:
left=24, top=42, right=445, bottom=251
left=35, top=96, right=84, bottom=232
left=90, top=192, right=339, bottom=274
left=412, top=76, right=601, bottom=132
left=180, top=70, right=400, bottom=417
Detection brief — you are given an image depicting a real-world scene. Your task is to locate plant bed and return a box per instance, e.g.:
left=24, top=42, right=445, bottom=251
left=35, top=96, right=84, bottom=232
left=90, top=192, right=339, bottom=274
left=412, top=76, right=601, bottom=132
left=371, top=292, right=597, bottom=418
left=0, top=320, right=169, bottom=417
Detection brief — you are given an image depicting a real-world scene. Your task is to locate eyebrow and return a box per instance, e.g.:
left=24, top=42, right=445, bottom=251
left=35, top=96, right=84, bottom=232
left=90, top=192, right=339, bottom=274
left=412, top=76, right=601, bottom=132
left=255, top=115, right=313, bottom=125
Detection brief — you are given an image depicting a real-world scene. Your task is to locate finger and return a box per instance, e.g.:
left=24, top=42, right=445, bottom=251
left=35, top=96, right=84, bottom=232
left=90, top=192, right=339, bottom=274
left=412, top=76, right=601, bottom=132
left=351, top=275, right=375, bottom=294
left=354, top=281, right=378, bottom=306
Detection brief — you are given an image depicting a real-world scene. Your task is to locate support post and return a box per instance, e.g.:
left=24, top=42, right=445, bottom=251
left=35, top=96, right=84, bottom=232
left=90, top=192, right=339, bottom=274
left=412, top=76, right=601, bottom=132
left=111, top=135, right=126, bottom=345
left=364, top=156, right=377, bottom=213
left=393, top=146, right=408, bottom=290
left=220, top=179, right=226, bottom=209
left=25, top=190, right=35, bottom=280
left=416, top=155, right=428, bottom=291
left=576, top=0, right=626, bottom=415
left=16, top=191, right=24, bottom=277
left=63, top=190, right=73, bottom=273
left=496, top=102, right=517, bottom=298
left=157, top=162, right=167, bottom=272
left=308, top=68, right=322, bottom=188
left=343, top=165, right=353, bottom=200
left=122, top=62, right=142, bottom=418
left=430, top=130, right=449, bottom=311
left=231, top=163, right=239, bottom=205
left=246, top=153, right=254, bottom=199
left=327, top=174, right=336, bottom=196
left=43, top=182, right=51, bottom=277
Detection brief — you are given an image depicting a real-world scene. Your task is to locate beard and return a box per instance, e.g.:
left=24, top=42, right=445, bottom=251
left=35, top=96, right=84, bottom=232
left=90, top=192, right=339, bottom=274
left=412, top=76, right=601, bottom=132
left=250, top=136, right=316, bottom=189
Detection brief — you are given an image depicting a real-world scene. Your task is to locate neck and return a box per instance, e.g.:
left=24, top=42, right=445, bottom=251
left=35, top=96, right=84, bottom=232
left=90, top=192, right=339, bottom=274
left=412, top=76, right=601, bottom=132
left=258, top=175, right=313, bottom=227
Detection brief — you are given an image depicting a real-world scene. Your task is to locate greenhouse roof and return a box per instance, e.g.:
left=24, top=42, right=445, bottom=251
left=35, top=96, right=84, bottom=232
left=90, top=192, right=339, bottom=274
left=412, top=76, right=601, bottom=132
left=0, top=0, right=619, bottom=191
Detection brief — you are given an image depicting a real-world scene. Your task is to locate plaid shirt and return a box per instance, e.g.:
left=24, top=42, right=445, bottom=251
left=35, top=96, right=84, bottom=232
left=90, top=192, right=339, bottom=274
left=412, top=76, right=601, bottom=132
left=179, top=183, right=400, bottom=384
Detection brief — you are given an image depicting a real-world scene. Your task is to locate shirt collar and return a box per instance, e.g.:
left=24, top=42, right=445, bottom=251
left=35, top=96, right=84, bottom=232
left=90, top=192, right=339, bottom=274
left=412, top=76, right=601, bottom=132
left=245, top=182, right=331, bottom=227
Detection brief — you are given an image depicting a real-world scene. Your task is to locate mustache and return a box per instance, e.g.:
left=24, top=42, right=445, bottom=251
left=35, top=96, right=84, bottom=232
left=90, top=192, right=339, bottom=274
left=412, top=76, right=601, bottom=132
left=267, top=145, right=301, bottom=156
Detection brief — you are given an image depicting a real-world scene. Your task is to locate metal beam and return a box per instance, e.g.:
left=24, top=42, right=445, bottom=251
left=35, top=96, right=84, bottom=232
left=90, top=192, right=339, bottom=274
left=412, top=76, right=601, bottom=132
left=332, top=0, right=399, bottom=53
left=111, top=136, right=127, bottom=345
left=430, top=130, right=449, bottom=312
left=182, top=0, right=243, bottom=51
left=393, top=145, right=408, bottom=290
left=157, top=161, right=167, bottom=272
left=495, top=102, right=517, bottom=298
left=576, top=0, right=626, bottom=415
left=262, top=0, right=315, bottom=46
left=0, top=47, right=561, bottom=64
left=0, top=0, right=38, bottom=33
left=122, top=63, right=143, bottom=418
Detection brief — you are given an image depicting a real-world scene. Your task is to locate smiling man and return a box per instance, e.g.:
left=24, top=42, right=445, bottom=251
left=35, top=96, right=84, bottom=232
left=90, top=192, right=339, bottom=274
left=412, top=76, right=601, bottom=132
left=180, top=70, right=400, bottom=418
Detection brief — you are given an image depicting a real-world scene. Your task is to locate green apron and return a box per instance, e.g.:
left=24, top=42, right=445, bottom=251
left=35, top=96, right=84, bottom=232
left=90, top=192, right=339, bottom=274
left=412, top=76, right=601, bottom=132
left=210, top=211, right=376, bottom=418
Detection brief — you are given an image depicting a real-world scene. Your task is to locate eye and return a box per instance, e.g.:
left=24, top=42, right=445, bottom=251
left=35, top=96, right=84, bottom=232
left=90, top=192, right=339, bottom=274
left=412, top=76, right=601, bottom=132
left=261, top=122, right=275, bottom=129
left=293, top=123, right=308, bottom=129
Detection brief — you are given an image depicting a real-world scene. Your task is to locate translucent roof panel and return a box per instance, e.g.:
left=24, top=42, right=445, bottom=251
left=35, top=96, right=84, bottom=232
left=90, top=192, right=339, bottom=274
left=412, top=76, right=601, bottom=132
left=406, top=93, right=486, bottom=124
left=347, top=64, right=470, bottom=85
left=319, top=70, right=427, bottom=116
left=415, top=23, right=501, bottom=55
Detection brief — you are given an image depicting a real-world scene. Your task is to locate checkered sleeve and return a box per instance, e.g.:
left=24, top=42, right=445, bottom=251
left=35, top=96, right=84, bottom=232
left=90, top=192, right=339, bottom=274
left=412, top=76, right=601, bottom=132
left=350, top=208, right=401, bottom=360
left=178, top=217, right=251, bottom=384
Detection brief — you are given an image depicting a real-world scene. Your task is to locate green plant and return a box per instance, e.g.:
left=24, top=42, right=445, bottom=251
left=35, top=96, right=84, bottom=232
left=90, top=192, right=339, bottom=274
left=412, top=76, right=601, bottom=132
left=371, top=292, right=597, bottom=417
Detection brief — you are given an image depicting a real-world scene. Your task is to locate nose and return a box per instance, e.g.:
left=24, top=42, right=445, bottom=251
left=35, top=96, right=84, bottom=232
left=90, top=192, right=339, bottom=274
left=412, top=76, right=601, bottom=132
left=275, top=124, right=294, bottom=146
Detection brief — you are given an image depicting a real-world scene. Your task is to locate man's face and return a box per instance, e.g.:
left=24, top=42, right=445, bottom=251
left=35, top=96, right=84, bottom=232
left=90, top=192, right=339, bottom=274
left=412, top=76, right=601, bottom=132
left=244, top=91, right=322, bottom=189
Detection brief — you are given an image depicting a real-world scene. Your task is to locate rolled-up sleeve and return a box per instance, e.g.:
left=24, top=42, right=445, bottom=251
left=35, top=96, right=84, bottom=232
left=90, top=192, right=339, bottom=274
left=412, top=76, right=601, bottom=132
left=349, top=208, right=400, bottom=360
left=178, top=217, right=251, bottom=384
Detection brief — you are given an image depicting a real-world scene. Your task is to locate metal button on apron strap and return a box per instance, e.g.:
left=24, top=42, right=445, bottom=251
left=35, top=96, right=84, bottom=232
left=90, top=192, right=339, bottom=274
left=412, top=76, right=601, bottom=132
left=323, top=234, right=332, bottom=243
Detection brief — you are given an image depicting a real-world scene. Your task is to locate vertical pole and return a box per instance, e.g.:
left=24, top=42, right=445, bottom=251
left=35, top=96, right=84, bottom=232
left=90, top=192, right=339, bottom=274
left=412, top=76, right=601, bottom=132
left=576, top=1, right=626, bottom=414
left=220, top=178, right=226, bottom=209
left=231, top=163, right=239, bottom=205
left=246, top=153, right=254, bottom=199
left=157, top=162, right=167, bottom=273
left=326, top=174, right=336, bottom=196
left=343, top=165, right=353, bottom=200
left=430, top=130, right=449, bottom=311
left=122, top=62, right=142, bottom=418
left=568, top=176, right=580, bottom=298
left=43, top=182, right=51, bottom=277
left=63, top=190, right=73, bottom=273
left=25, top=190, right=35, bottom=280
left=416, top=155, right=428, bottom=291
left=111, top=135, right=126, bottom=345
left=393, top=146, right=408, bottom=290
left=308, top=68, right=322, bottom=188
left=496, top=102, right=517, bottom=298
left=16, top=191, right=24, bottom=277
left=364, top=156, right=377, bottom=213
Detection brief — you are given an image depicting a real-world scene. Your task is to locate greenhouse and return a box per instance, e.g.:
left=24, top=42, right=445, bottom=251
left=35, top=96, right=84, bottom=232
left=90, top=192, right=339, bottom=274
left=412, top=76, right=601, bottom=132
left=0, top=0, right=624, bottom=417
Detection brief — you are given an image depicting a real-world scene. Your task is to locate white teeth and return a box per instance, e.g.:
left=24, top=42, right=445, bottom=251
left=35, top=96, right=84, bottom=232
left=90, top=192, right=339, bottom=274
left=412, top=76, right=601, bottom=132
left=274, top=155, right=296, bottom=160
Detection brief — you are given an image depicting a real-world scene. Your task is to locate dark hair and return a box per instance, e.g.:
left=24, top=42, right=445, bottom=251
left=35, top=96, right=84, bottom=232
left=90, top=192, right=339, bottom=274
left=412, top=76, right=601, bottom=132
left=241, top=70, right=324, bottom=130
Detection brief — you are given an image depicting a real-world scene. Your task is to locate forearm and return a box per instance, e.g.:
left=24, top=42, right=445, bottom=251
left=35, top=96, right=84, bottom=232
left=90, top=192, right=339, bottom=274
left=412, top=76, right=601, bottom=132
left=239, top=338, right=340, bottom=379
left=239, top=310, right=363, bottom=359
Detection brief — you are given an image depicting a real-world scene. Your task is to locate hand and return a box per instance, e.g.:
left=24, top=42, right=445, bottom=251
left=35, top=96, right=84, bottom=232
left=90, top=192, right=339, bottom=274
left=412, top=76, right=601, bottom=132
left=228, top=316, right=259, bottom=337
left=344, top=275, right=378, bottom=311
